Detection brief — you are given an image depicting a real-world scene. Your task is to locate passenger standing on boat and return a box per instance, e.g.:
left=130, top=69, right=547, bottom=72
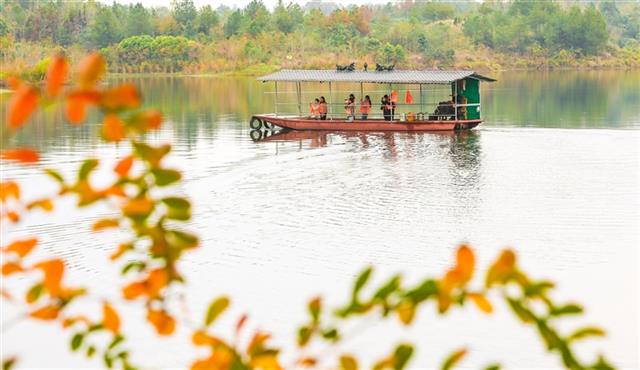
left=310, top=98, right=320, bottom=119
left=390, top=89, right=398, bottom=120
left=344, top=94, right=356, bottom=121
left=381, top=95, right=392, bottom=121
left=360, top=95, right=371, bottom=120
left=319, top=96, right=327, bottom=120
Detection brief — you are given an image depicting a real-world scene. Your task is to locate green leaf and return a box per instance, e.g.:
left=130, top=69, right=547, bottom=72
left=524, top=281, right=555, bottom=297
left=506, top=298, right=536, bottom=323
left=321, top=328, right=339, bottom=341
left=151, top=168, right=181, bottom=186
left=536, top=319, right=562, bottom=350
left=483, top=364, right=501, bottom=370
left=297, top=326, right=312, bottom=347
left=44, top=168, right=65, bottom=184
left=3, top=358, right=16, bottom=370
left=405, top=279, right=437, bottom=303
left=121, top=261, right=146, bottom=275
left=393, top=344, right=414, bottom=370
left=441, top=348, right=466, bottom=370
left=353, top=267, right=373, bottom=299
left=108, top=334, right=124, bottom=350
left=133, top=142, right=171, bottom=166
left=592, top=355, right=615, bottom=370
left=86, top=346, right=96, bottom=358
left=71, top=333, right=84, bottom=351
left=205, top=296, right=230, bottom=326
left=550, top=304, right=582, bottom=317
left=26, top=283, right=44, bottom=303
left=568, top=327, right=605, bottom=341
left=373, top=275, right=401, bottom=301
left=103, top=353, right=113, bottom=369
left=166, top=230, right=199, bottom=249
left=78, top=159, right=99, bottom=181
left=162, top=197, right=191, bottom=220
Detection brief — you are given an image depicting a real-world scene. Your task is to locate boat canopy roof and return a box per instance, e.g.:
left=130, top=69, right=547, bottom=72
left=258, top=69, right=496, bottom=84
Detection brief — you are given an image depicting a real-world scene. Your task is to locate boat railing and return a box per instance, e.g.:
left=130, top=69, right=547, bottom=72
left=270, top=102, right=480, bottom=121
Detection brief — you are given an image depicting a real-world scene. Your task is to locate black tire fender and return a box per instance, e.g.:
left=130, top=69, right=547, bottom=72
left=250, top=117, right=262, bottom=129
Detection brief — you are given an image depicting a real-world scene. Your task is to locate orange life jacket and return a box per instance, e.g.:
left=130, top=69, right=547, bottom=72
left=359, top=100, right=371, bottom=114
left=390, top=90, right=398, bottom=103
left=318, top=102, right=327, bottom=114
left=310, top=103, right=319, bottom=114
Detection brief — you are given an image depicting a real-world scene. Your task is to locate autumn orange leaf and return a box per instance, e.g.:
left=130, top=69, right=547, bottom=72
left=192, top=330, right=224, bottom=346
left=5, top=75, right=21, bottom=90
left=114, top=156, right=134, bottom=177
left=7, top=211, right=20, bottom=223
left=103, top=114, right=125, bottom=142
left=27, top=198, right=54, bottom=212
left=101, top=84, right=140, bottom=110
left=0, top=181, right=20, bottom=202
left=103, top=302, right=120, bottom=333
left=77, top=52, right=106, bottom=88
left=62, top=315, right=91, bottom=328
left=147, top=309, right=176, bottom=335
left=122, top=198, right=154, bottom=216
left=110, top=243, right=130, bottom=261
left=5, top=237, right=38, bottom=257
left=122, top=281, right=146, bottom=300
left=2, top=262, right=23, bottom=276
left=468, top=293, right=493, bottom=314
left=46, top=54, right=69, bottom=98
left=456, top=244, right=475, bottom=282
left=65, top=94, right=87, bottom=124
left=146, top=268, right=168, bottom=298
left=34, top=259, right=64, bottom=296
left=486, top=249, right=517, bottom=287
left=92, top=218, right=119, bottom=232
left=247, top=332, right=271, bottom=356
left=7, top=84, right=38, bottom=129
left=30, top=305, right=60, bottom=320
left=1, top=148, right=40, bottom=164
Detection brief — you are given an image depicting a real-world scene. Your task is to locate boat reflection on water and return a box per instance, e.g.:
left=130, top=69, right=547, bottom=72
left=249, top=128, right=481, bottom=164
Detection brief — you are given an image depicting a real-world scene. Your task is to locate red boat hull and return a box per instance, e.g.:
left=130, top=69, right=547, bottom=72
left=252, top=115, right=481, bottom=131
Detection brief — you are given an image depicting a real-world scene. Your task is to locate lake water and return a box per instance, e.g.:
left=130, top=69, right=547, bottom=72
left=1, top=71, right=639, bottom=369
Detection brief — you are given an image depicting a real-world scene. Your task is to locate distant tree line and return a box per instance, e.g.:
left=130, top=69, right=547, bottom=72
left=0, top=0, right=638, bottom=73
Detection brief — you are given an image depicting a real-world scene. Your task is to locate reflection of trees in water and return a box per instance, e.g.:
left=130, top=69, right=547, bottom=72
left=484, top=70, right=640, bottom=127
left=445, top=130, right=483, bottom=223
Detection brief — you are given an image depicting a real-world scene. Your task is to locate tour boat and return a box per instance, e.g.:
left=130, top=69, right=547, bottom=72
left=250, top=69, right=496, bottom=132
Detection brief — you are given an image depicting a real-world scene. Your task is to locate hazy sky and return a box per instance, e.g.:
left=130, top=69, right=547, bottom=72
left=102, top=0, right=403, bottom=10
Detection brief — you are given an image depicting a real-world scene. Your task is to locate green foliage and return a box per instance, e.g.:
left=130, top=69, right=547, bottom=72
left=173, top=0, right=198, bottom=38
left=377, top=43, right=405, bottom=65
left=0, top=18, right=9, bottom=37
left=224, top=10, right=245, bottom=38
left=196, top=5, right=218, bottom=36
left=125, top=3, right=153, bottom=37
left=464, top=1, right=608, bottom=56
left=112, top=35, right=199, bottom=72
left=86, top=7, right=123, bottom=49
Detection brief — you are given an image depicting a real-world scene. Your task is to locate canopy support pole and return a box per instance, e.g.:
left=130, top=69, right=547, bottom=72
left=360, top=82, right=364, bottom=102
left=419, top=84, right=423, bottom=113
left=274, top=82, right=278, bottom=117
left=328, top=82, right=333, bottom=120
left=454, top=81, right=458, bottom=120
left=296, top=82, right=302, bottom=115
